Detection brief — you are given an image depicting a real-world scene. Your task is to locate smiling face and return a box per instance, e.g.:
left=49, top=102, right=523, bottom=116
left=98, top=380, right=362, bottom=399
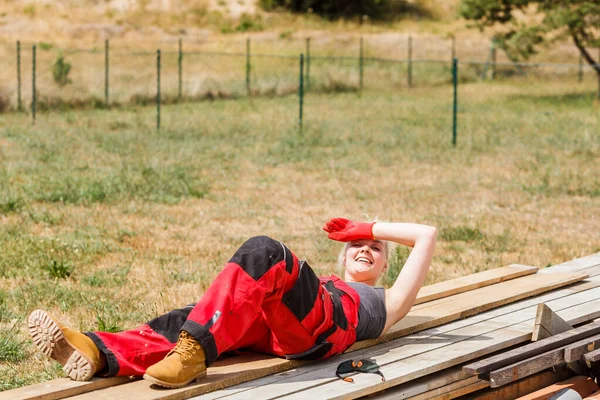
left=343, top=239, right=388, bottom=286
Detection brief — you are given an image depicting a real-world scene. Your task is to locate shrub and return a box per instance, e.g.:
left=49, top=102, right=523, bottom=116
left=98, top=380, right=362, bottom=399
left=52, top=55, right=72, bottom=87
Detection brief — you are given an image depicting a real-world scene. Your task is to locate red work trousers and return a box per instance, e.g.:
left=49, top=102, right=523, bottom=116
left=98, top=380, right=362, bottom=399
left=86, top=236, right=360, bottom=377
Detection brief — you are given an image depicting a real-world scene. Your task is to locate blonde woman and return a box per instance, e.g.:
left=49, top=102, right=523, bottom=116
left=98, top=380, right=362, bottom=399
left=29, top=218, right=436, bottom=388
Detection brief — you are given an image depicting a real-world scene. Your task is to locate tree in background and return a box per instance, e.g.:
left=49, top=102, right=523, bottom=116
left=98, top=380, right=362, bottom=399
left=260, top=0, right=419, bottom=21
left=460, top=0, right=600, bottom=95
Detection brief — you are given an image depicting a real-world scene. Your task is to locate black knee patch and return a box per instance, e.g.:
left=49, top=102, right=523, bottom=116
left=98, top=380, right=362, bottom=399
left=282, top=261, right=320, bottom=322
left=147, top=304, right=195, bottom=343
left=229, top=236, right=294, bottom=280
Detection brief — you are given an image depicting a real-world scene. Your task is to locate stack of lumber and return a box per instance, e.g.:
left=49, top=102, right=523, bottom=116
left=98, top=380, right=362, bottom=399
left=3, top=252, right=600, bottom=400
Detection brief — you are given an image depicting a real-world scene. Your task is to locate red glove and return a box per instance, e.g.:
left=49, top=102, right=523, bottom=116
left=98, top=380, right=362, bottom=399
left=322, top=218, right=375, bottom=242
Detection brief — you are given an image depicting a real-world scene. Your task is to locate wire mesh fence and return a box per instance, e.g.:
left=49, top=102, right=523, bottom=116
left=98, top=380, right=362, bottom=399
left=1, top=36, right=598, bottom=143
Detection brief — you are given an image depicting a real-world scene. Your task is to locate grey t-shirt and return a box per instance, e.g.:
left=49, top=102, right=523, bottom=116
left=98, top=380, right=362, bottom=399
left=346, top=281, right=387, bottom=341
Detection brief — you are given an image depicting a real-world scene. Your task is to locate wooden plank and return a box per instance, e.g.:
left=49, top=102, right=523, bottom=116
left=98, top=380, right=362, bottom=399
left=532, top=303, right=573, bottom=341
left=564, top=334, right=600, bottom=362
left=0, top=378, right=132, bottom=400
left=349, top=271, right=587, bottom=352
left=198, top=283, right=600, bottom=400
left=197, top=279, right=600, bottom=400
left=463, top=321, right=600, bottom=375
left=361, top=365, right=470, bottom=399
left=584, top=348, right=600, bottom=364
left=9, top=273, right=595, bottom=400
left=488, top=347, right=565, bottom=388
left=44, top=272, right=584, bottom=400
left=414, top=264, right=538, bottom=305
left=255, top=295, right=600, bottom=400
left=409, top=376, right=488, bottom=400
left=541, top=253, right=600, bottom=275
left=467, top=369, right=571, bottom=400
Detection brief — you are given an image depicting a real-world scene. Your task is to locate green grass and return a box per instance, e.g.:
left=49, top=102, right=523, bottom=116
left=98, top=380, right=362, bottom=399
left=0, top=79, right=598, bottom=391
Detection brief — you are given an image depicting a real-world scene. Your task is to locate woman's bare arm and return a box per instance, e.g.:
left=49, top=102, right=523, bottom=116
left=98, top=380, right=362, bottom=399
left=373, top=222, right=437, bottom=334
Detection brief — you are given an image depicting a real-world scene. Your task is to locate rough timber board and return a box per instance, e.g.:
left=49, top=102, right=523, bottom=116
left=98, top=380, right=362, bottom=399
left=414, top=264, right=538, bottom=305
left=467, top=369, right=572, bottom=400
left=531, top=303, right=573, bottom=341
left=488, top=347, right=565, bottom=388
left=359, top=365, right=470, bottom=399
left=278, top=297, right=600, bottom=400
left=540, top=253, right=600, bottom=275
left=408, top=376, right=488, bottom=400
left=350, top=271, right=587, bottom=350
left=196, top=279, right=600, bottom=400
left=192, top=280, right=600, bottom=400
left=0, top=378, right=131, bottom=400
left=9, top=273, right=595, bottom=400
left=69, top=272, right=586, bottom=400
left=464, top=320, right=600, bottom=375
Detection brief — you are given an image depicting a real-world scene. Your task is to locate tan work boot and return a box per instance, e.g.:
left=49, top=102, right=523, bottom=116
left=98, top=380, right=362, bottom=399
left=28, top=309, right=106, bottom=381
left=143, top=331, right=207, bottom=388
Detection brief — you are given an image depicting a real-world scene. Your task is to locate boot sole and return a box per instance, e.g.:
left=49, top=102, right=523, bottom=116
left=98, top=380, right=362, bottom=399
left=143, top=370, right=207, bottom=388
left=28, top=309, right=95, bottom=381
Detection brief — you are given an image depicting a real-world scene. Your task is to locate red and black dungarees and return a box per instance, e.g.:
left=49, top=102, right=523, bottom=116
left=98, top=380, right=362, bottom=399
left=85, top=236, right=360, bottom=376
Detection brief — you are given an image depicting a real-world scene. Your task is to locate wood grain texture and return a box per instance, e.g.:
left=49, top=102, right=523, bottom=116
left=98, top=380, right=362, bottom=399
left=202, top=282, right=600, bottom=400
left=7, top=253, right=600, bottom=400
left=467, top=370, right=571, bottom=400
left=73, top=273, right=592, bottom=400
left=415, top=264, right=537, bottom=305
left=564, top=334, right=600, bottom=363
left=584, top=348, right=600, bottom=364
left=0, top=377, right=132, bottom=400
left=532, top=303, right=573, bottom=341
left=488, top=347, right=565, bottom=388
left=464, top=320, right=600, bottom=375
left=197, top=279, right=600, bottom=400
left=409, top=376, right=488, bottom=400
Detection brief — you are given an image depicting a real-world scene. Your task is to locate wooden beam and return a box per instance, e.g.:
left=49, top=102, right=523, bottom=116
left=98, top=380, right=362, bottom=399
left=194, top=283, right=600, bottom=400
left=198, top=279, right=600, bottom=400
left=415, top=264, right=537, bottom=305
left=584, top=348, right=600, bottom=364
left=362, top=365, right=470, bottom=399
left=12, top=272, right=593, bottom=400
left=532, top=303, right=573, bottom=341
left=467, top=369, right=571, bottom=400
left=351, top=271, right=587, bottom=352
left=488, top=347, right=565, bottom=388
left=463, top=320, right=600, bottom=376
left=409, top=376, right=489, bottom=400
left=564, top=333, right=600, bottom=362
left=0, top=377, right=132, bottom=400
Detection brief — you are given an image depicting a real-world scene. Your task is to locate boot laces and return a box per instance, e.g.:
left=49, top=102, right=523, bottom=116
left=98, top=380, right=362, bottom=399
left=173, top=331, right=201, bottom=361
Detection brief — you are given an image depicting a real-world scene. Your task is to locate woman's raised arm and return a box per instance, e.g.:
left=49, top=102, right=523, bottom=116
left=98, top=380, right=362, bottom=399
left=373, top=222, right=437, bottom=334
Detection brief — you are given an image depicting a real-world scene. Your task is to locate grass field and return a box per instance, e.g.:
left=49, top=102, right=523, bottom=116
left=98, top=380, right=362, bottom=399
left=0, top=79, right=599, bottom=390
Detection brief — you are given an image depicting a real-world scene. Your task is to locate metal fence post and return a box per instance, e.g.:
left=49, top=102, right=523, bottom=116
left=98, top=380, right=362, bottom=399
left=178, top=38, right=183, bottom=101
left=299, top=54, right=304, bottom=133
left=578, top=53, right=583, bottom=83
left=452, top=58, right=458, bottom=147
left=491, top=40, right=497, bottom=80
left=157, top=49, right=161, bottom=130
left=105, top=39, right=109, bottom=107
left=359, top=37, right=364, bottom=91
left=408, top=36, right=413, bottom=88
left=32, top=45, right=36, bottom=124
left=246, top=38, right=251, bottom=96
left=17, top=40, right=22, bottom=112
left=306, top=37, right=311, bottom=90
